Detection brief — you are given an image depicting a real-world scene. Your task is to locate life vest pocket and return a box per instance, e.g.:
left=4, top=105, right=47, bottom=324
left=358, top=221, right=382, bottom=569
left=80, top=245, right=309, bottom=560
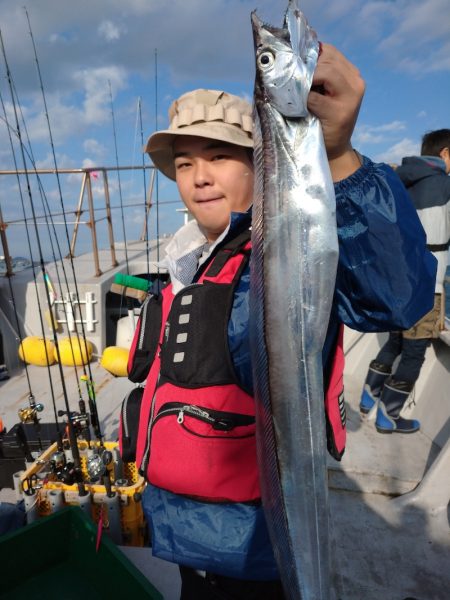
left=324, top=324, right=346, bottom=461
left=127, top=293, right=163, bottom=383
left=119, top=385, right=144, bottom=462
left=146, top=402, right=260, bottom=502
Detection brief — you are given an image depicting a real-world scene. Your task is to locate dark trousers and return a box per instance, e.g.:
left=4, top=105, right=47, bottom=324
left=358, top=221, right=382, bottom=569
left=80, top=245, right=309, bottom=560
left=179, top=566, right=285, bottom=600
left=375, top=332, right=430, bottom=385
left=0, top=331, right=4, bottom=364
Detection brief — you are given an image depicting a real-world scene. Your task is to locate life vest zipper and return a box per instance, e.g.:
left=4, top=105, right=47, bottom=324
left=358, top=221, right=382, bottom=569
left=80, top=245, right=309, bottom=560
left=121, top=388, right=132, bottom=439
left=121, top=385, right=143, bottom=439
left=138, top=295, right=151, bottom=350
left=140, top=378, right=159, bottom=473
left=152, top=402, right=255, bottom=431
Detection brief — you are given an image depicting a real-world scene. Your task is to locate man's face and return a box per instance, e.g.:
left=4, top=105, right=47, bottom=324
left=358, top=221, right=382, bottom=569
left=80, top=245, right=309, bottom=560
left=173, top=136, right=254, bottom=242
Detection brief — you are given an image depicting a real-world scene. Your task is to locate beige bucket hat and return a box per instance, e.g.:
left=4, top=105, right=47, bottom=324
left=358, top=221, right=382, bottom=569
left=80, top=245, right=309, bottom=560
left=145, top=89, right=253, bottom=181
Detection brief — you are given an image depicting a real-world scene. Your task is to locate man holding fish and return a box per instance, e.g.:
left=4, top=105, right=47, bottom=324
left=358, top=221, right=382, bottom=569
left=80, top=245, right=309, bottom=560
left=124, top=2, right=436, bottom=598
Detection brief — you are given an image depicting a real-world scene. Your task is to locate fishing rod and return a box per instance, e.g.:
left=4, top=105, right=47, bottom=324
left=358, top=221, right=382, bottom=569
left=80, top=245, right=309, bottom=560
left=1, top=107, right=96, bottom=448
left=109, top=80, right=129, bottom=273
left=24, top=7, right=103, bottom=445
left=1, top=55, right=94, bottom=449
left=137, top=97, right=150, bottom=277
left=6, top=76, right=91, bottom=433
left=108, top=79, right=141, bottom=337
left=0, top=80, right=61, bottom=455
left=14, top=108, right=92, bottom=445
left=154, top=49, right=161, bottom=269
left=0, top=28, right=86, bottom=495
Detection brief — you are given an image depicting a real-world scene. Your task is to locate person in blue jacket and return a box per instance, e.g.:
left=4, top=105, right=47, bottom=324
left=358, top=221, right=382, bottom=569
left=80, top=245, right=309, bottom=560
left=360, top=129, right=449, bottom=433
left=135, top=43, right=436, bottom=600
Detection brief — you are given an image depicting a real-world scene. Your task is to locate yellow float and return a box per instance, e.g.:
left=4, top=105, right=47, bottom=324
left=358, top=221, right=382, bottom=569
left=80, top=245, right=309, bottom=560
left=55, top=337, right=93, bottom=366
left=18, top=336, right=56, bottom=366
left=100, top=346, right=130, bottom=377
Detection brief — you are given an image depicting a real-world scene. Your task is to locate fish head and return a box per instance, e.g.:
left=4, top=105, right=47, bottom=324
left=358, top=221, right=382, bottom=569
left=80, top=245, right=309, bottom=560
left=252, top=0, right=319, bottom=118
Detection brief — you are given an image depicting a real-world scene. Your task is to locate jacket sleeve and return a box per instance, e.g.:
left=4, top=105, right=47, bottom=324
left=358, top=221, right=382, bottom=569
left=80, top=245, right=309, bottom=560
left=333, top=156, right=437, bottom=332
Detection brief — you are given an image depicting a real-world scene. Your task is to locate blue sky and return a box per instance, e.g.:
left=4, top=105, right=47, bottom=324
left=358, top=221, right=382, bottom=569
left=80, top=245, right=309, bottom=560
left=0, top=0, right=449, bottom=259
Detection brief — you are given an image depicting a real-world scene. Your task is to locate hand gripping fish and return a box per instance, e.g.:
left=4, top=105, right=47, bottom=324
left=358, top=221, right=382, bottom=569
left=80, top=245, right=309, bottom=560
left=250, top=2, right=339, bottom=599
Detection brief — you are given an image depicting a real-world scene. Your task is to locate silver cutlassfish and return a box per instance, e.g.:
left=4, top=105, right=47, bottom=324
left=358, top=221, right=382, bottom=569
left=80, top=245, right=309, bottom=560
left=250, top=1, right=339, bottom=598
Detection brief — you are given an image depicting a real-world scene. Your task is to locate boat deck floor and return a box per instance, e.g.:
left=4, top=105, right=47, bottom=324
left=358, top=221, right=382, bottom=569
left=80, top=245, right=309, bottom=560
left=1, top=361, right=449, bottom=599
left=0, top=360, right=439, bottom=495
left=329, top=374, right=441, bottom=497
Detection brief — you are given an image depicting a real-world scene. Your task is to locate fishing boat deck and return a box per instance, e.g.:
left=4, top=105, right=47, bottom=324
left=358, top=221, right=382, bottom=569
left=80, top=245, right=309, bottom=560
left=0, top=237, right=171, bottom=373
left=1, top=248, right=449, bottom=598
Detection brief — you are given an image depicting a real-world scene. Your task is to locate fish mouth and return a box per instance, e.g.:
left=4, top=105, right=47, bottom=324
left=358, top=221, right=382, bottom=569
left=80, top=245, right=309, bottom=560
left=251, top=0, right=318, bottom=117
left=251, top=9, right=289, bottom=105
left=251, top=10, right=289, bottom=48
left=251, top=0, right=317, bottom=60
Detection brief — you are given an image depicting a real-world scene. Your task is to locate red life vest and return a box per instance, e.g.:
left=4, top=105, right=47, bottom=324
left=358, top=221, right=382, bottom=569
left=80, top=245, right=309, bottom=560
left=123, top=229, right=346, bottom=503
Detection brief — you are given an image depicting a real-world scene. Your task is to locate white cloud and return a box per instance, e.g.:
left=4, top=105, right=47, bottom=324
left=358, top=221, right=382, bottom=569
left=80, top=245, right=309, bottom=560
left=322, top=0, right=361, bottom=21
left=0, top=93, right=83, bottom=153
left=98, top=20, right=122, bottom=42
left=375, top=0, right=450, bottom=74
left=380, top=0, right=450, bottom=49
left=73, top=65, right=128, bottom=125
left=373, top=138, right=419, bottom=165
left=354, top=121, right=406, bottom=145
left=83, top=138, right=106, bottom=158
left=35, top=152, right=77, bottom=170
left=81, top=159, right=96, bottom=170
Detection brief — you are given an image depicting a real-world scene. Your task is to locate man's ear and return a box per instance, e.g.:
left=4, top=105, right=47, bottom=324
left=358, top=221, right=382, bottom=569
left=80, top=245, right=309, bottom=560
left=439, top=146, right=450, bottom=174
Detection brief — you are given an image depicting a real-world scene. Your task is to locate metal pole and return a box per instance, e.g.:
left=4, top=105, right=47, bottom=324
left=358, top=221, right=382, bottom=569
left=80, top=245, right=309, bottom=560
left=140, top=168, right=155, bottom=242
left=69, top=172, right=88, bottom=258
left=86, top=173, right=102, bottom=277
left=0, top=204, right=14, bottom=277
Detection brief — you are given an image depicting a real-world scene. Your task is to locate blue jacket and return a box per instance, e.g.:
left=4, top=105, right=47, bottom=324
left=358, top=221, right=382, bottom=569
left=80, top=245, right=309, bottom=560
left=143, top=156, right=436, bottom=580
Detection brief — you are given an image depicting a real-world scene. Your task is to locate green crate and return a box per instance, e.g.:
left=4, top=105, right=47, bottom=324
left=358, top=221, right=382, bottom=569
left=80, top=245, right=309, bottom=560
left=0, top=506, right=162, bottom=599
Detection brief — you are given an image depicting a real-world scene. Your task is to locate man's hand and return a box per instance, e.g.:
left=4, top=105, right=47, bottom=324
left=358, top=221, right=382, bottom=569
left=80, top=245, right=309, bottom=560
left=308, top=43, right=365, bottom=182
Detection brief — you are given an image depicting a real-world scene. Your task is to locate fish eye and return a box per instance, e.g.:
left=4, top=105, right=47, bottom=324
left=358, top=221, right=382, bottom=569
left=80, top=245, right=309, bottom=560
left=258, top=51, right=275, bottom=69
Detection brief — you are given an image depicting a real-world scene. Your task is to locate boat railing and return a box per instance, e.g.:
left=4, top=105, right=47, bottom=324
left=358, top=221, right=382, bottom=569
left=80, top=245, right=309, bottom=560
left=0, top=165, right=156, bottom=278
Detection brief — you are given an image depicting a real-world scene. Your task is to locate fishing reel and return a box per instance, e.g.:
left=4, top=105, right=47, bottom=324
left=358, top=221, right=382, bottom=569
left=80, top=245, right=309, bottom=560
left=18, top=397, right=44, bottom=424
left=57, top=408, right=90, bottom=439
left=49, top=449, right=77, bottom=485
left=22, top=473, right=41, bottom=496
left=86, top=449, right=114, bottom=483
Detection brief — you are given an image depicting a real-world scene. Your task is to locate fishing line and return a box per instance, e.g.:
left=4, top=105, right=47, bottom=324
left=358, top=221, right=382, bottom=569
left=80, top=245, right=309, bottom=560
left=0, top=121, right=66, bottom=451
left=0, top=28, right=85, bottom=490
left=131, top=98, right=139, bottom=182
left=108, top=78, right=141, bottom=342
left=108, top=80, right=129, bottom=273
left=0, top=73, right=60, bottom=451
left=10, top=84, right=81, bottom=367
left=19, top=63, right=88, bottom=436
left=1, top=107, right=112, bottom=448
left=25, top=7, right=103, bottom=444
left=10, top=92, right=89, bottom=441
left=154, top=49, right=160, bottom=269
left=138, top=96, right=150, bottom=278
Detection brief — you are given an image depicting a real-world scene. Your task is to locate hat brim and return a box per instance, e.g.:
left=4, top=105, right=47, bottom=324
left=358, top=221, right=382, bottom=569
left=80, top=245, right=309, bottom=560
left=145, top=122, right=253, bottom=181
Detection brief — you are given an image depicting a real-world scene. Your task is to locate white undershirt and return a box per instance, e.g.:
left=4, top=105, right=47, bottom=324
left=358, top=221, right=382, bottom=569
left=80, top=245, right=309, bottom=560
left=158, top=219, right=230, bottom=295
